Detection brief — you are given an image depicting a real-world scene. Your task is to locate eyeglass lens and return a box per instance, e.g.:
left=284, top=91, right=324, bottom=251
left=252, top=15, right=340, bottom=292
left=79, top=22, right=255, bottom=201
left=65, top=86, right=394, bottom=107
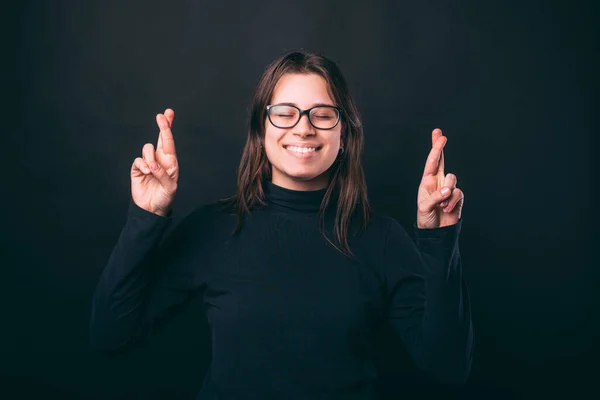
left=269, top=105, right=339, bottom=129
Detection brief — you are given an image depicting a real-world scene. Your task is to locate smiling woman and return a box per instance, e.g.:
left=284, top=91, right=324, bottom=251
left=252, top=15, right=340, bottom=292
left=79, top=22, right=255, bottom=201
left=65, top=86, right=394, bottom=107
left=219, top=52, right=371, bottom=257
left=89, top=51, right=473, bottom=399
left=265, top=74, right=343, bottom=190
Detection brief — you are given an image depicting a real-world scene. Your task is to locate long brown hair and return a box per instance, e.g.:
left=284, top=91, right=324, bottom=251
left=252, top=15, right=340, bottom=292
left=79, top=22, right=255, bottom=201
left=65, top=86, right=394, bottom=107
left=219, top=51, right=372, bottom=258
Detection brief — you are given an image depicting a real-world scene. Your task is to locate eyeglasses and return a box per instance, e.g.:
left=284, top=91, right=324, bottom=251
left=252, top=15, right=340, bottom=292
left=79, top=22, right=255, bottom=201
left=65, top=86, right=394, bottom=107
left=266, top=104, right=342, bottom=130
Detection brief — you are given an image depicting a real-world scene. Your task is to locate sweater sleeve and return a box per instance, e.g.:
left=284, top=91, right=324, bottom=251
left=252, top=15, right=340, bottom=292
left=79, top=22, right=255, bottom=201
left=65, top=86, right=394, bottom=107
left=89, top=199, right=205, bottom=353
left=382, top=217, right=473, bottom=384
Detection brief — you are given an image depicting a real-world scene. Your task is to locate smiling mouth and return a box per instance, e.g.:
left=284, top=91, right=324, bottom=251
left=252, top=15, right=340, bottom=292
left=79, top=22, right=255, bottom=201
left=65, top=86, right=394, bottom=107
left=283, top=145, right=323, bottom=153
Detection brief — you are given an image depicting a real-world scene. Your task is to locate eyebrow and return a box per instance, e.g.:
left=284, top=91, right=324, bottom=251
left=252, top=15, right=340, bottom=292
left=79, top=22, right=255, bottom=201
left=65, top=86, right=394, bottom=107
left=275, top=102, right=337, bottom=108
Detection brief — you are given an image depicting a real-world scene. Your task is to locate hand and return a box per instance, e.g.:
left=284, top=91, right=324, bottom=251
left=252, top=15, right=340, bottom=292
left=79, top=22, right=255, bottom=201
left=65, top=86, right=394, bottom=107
left=416, top=128, right=464, bottom=229
left=130, top=109, right=179, bottom=217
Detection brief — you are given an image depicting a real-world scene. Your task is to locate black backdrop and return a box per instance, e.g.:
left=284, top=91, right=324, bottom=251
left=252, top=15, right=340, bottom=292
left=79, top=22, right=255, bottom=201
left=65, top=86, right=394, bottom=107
left=4, top=0, right=597, bottom=399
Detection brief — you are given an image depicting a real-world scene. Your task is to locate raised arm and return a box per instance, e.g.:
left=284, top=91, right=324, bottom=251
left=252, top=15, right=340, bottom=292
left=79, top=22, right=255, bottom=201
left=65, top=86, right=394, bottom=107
left=383, top=217, right=473, bottom=385
left=383, top=128, right=473, bottom=384
left=89, top=109, right=201, bottom=352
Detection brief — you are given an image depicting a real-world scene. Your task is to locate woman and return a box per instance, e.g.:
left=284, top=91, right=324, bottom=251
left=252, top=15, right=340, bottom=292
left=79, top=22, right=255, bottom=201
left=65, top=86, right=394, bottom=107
left=90, top=51, right=473, bottom=399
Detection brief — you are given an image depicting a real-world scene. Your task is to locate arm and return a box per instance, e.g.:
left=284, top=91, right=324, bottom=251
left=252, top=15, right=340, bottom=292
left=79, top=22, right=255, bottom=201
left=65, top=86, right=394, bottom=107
left=383, top=217, right=473, bottom=384
left=89, top=199, right=203, bottom=352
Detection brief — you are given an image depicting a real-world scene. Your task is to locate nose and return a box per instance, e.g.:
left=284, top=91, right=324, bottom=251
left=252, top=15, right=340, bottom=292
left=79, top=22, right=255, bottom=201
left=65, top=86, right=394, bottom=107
left=292, top=113, right=316, bottom=137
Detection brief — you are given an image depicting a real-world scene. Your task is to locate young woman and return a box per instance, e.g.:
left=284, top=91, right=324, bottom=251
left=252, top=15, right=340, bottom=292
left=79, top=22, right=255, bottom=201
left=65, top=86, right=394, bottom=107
left=90, top=51, right=473, bottom=399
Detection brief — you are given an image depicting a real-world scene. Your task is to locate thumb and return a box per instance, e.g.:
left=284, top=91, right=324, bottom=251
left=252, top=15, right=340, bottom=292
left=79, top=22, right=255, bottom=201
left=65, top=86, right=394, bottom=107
left=418, top=187, right=452, bottom=213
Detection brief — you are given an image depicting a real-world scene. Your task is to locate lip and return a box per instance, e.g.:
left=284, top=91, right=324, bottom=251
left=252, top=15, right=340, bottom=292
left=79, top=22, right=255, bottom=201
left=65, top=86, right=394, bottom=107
left=283, top=144, right=322, bottom=159
left=283, top=143, right=322, bottom=149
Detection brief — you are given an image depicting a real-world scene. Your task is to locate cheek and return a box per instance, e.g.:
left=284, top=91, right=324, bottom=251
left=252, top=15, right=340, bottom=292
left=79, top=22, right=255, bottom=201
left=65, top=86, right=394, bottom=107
left=264, top=126, right=284, bottom=159
left=326, top=130, right=342, bottom=152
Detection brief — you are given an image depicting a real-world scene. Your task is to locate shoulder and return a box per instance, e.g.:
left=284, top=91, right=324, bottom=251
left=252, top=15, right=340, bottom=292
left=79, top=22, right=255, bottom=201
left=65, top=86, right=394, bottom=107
left=347, top=212, right=418, bottom=273
left=358, top=213, right=417, bottom=257
left=163, top=201, right=236, bottom=243
left=350, top=212, right=411, bottom=254
left=184, top=201, right=235, bottom=224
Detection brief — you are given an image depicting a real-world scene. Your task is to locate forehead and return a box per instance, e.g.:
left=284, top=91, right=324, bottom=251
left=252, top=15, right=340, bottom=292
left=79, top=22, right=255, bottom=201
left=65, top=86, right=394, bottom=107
left=271, top=73, right=335, bottom=107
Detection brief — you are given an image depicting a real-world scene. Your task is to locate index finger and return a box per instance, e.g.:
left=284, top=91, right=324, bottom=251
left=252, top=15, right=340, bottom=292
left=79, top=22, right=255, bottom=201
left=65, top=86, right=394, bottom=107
left=422, top=134, right=446, bottom=178
left=438, top=145, right=445, bottom=177
left=156, top=112, right=176, bottom=155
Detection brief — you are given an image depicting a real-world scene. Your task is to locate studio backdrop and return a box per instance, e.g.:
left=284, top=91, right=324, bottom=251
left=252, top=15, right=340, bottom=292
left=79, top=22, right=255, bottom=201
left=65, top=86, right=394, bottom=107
left=5, top=0, right=596, bottom=399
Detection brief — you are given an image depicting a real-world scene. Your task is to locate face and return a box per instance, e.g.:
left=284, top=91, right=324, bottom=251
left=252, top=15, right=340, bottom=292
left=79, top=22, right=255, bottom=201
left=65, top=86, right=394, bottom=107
left=264, top=73, right=342, bottom=191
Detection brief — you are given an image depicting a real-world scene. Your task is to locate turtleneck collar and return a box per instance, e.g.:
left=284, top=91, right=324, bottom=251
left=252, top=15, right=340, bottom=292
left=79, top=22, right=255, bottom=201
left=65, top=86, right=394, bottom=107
left=264, top=181, right=327, bottom=213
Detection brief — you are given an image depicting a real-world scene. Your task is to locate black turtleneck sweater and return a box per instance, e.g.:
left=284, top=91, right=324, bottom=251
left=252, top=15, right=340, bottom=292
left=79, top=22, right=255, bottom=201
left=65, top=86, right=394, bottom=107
left=90, top=181, right=473, bottom=399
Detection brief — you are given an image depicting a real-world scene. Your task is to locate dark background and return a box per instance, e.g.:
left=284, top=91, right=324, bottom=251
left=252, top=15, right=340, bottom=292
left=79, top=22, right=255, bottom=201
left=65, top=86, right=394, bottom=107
left=4, top=0, right=597, bottom=399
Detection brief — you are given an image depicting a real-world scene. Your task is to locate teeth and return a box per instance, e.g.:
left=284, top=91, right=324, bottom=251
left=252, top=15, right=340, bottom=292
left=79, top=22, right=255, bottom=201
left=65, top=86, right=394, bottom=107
left=288, top=146, right=316, bottom=153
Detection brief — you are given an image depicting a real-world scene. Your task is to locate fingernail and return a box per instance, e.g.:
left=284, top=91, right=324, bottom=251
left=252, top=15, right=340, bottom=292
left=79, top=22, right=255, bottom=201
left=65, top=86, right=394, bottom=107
left=441, top=187, right=450, bottom=196
left=151, top=163, right=158, bottom=171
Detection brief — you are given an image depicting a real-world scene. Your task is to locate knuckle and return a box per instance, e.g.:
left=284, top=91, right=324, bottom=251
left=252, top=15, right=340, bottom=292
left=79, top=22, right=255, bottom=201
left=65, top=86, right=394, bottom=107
left=165, top=166, right=176, bottom=177
left=154, top=164, right=164, bottom=175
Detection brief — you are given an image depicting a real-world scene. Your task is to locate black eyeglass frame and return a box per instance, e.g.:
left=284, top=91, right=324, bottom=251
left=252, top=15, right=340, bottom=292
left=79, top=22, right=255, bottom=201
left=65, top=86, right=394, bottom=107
left=265, top=104, right=343, bottom=130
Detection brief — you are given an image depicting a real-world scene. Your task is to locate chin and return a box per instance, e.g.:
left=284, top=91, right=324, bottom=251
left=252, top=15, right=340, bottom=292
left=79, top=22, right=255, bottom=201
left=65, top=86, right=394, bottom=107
left=286, top=171, right=321, bottom=181
left=284, top=161, right=333, bottom=177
